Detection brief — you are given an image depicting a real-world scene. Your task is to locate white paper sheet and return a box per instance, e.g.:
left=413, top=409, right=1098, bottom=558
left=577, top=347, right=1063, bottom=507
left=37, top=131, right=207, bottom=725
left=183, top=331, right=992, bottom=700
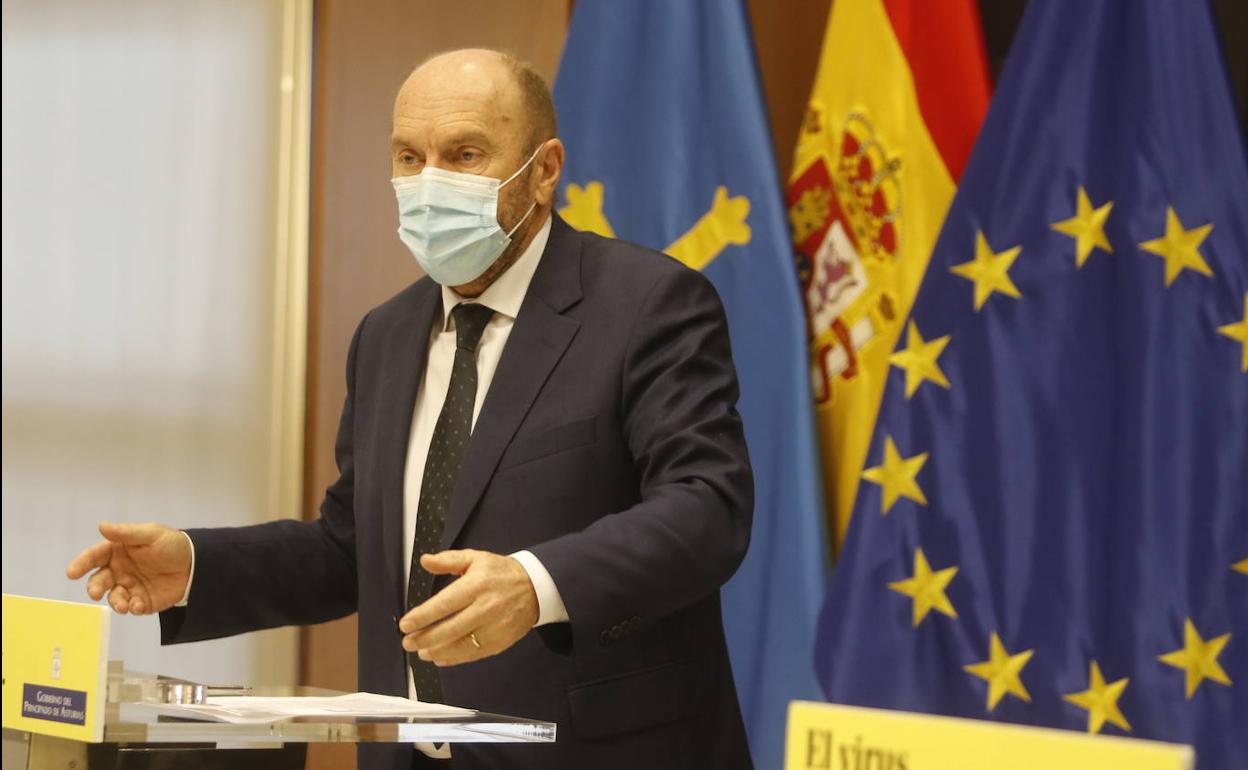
left=136, top=692, right=476, bottom=724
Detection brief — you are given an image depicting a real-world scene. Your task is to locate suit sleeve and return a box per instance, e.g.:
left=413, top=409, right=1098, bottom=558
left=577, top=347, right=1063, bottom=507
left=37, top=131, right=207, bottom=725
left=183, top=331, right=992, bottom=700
left=159, top=315, right=367, bottom=644
left=528, top=266, right=753, bottom=649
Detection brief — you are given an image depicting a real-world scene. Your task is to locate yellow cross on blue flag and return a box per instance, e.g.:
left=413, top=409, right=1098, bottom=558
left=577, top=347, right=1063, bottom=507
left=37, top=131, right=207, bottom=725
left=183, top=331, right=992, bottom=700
left=554, top=2, right=829, bottom=767
left=816, top=1, right=1248, bottom=768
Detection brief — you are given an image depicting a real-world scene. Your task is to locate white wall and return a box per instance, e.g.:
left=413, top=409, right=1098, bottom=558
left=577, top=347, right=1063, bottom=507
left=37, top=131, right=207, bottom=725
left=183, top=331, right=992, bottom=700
left=2, top=0, right=300, bottom=687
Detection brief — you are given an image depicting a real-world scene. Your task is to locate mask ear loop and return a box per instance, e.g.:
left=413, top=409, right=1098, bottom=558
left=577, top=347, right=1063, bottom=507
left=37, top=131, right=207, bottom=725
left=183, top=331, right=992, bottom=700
left=501, top=143, right=543, bottom=237
left=506, top=201, right=538, bottom=238
left=499, top=143, right=544, bottom=189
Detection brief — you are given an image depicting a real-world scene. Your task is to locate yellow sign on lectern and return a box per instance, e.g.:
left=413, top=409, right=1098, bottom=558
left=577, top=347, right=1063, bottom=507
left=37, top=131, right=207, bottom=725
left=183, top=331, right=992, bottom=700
left=2, top=594, right=112, bottom=742
left=786, top=701, right=1193, bottom=770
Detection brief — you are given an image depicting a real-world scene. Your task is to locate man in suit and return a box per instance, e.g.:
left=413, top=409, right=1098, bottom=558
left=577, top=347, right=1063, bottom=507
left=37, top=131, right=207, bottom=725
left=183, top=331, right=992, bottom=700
left=66, top=48, right=754, bottom=770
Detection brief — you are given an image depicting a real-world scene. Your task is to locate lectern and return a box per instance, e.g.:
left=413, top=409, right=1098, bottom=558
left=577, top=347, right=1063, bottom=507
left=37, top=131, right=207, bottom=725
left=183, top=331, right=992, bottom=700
left=2, top=596, right=555, bottom=770
left=3, top=662, right=556, bottom=770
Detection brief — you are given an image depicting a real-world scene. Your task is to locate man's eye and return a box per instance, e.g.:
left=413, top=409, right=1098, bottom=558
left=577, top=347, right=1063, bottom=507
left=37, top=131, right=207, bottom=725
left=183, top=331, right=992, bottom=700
left=460, top=150, right=478, bottom=162
left=400, top=153, right=418, bottom=165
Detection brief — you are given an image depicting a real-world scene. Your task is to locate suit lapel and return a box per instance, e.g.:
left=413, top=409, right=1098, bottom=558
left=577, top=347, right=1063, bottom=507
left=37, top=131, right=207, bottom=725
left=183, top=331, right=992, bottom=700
left=379, top=280, right=441, bottom=605
left=440, top=216, right=584, bottom=551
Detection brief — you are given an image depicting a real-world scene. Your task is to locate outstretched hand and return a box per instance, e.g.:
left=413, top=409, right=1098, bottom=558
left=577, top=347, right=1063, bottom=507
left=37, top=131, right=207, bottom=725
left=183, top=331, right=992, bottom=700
left=399, top=549, right=539, bottom=667
left=65, top=522, right=192, bottom=616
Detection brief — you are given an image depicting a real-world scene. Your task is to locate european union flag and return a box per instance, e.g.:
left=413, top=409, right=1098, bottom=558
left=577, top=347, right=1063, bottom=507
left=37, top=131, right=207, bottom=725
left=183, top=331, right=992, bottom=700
left=554, top=1, right=828, bottom=766
left=815, top=0, right=1248, bottom=766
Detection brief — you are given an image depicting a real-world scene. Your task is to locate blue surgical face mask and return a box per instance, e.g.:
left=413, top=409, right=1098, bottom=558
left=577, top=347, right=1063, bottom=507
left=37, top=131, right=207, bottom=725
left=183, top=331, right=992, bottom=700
left=392, top=147, right=540, bottom=286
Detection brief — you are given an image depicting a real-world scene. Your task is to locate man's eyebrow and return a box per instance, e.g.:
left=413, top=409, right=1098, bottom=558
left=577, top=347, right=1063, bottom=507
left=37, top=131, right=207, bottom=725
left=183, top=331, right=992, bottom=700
left=390, top=134, right=415, bottom=149
left=441, top=130, right=493, bottom=147
left=390, top=131, right=494, bottom=150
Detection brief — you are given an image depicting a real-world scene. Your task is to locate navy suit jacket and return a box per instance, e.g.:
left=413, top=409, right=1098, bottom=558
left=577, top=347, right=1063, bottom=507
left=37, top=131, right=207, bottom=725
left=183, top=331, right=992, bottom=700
left=161, top=215, right=755, bottom=770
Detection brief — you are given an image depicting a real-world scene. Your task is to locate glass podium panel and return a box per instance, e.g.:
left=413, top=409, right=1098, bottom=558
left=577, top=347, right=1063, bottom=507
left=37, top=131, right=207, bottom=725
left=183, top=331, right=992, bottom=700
left=102, top=663, right=557, bottom=745
left=4, top=662, right=555, bottom=770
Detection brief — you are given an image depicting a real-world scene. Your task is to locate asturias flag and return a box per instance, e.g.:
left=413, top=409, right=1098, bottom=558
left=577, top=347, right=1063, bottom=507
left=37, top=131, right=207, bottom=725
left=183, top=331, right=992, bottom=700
left=554, top=1, right=828, bottom=767
left=816, top=0, right=1248, bottom=767
left=788, top=0, right=990, bottom=550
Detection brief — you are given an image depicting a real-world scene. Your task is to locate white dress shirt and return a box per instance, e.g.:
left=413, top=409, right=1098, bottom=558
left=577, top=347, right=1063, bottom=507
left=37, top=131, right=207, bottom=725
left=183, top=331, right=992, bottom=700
left=402, top=214, right=568, bottom=703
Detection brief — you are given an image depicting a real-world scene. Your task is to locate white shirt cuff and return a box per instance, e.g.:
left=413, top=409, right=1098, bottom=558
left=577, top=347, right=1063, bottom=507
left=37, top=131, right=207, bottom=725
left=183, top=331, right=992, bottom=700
left=175, top=531, right=195, bottom=607
left=509, top=550, right=569, bottom=626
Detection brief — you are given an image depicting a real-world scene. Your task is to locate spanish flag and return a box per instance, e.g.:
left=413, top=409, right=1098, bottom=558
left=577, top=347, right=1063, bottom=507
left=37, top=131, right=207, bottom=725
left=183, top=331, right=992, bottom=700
left=788, top=0, right=990, bottom=549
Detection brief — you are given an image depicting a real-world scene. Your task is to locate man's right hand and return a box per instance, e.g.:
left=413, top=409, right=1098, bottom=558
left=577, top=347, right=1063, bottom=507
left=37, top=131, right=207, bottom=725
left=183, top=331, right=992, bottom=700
left=65, top=522, right=192, bottom=616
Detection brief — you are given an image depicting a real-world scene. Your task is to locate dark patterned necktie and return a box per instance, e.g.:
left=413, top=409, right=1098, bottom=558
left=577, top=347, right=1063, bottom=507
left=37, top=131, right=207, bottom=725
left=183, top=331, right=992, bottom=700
left=407, top=302, right=495, bottom=703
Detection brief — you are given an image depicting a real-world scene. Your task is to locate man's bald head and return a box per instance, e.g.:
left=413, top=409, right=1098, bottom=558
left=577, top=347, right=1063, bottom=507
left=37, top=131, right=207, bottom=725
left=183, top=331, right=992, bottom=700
left=406, top=48, right=556, bottom=154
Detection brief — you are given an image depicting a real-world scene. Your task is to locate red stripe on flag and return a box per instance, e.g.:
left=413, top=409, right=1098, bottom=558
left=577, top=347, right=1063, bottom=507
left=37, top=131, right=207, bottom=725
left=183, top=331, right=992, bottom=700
left=883, top=0, right=992, bottom=181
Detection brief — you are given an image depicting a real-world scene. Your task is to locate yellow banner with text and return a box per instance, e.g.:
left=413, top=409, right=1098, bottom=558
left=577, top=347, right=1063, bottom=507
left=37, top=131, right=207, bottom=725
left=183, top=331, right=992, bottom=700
left=785, top=701, right=1193, bottom=770
left=2, top=594, right=111, bottom=742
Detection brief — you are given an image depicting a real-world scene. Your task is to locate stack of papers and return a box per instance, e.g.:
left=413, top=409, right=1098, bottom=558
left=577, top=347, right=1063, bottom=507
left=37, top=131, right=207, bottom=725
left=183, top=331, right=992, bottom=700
left=137, top=692, right=476, bottom=724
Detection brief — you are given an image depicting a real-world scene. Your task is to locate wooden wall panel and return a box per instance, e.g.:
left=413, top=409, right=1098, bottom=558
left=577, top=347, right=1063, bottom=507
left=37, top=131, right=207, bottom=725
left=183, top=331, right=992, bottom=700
left=747, top=0, right=833, bottom=177
left=303, top=3, right=567, bottom=767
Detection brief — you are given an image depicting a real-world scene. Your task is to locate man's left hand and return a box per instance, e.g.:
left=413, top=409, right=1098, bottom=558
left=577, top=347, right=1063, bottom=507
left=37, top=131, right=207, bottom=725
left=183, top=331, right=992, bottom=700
left=399, top=549, right=539, bottom=666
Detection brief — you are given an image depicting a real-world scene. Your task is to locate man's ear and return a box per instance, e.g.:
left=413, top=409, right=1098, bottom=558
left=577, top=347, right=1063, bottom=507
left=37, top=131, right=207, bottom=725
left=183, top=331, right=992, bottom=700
left=533, top=138, right=565, bottom=207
